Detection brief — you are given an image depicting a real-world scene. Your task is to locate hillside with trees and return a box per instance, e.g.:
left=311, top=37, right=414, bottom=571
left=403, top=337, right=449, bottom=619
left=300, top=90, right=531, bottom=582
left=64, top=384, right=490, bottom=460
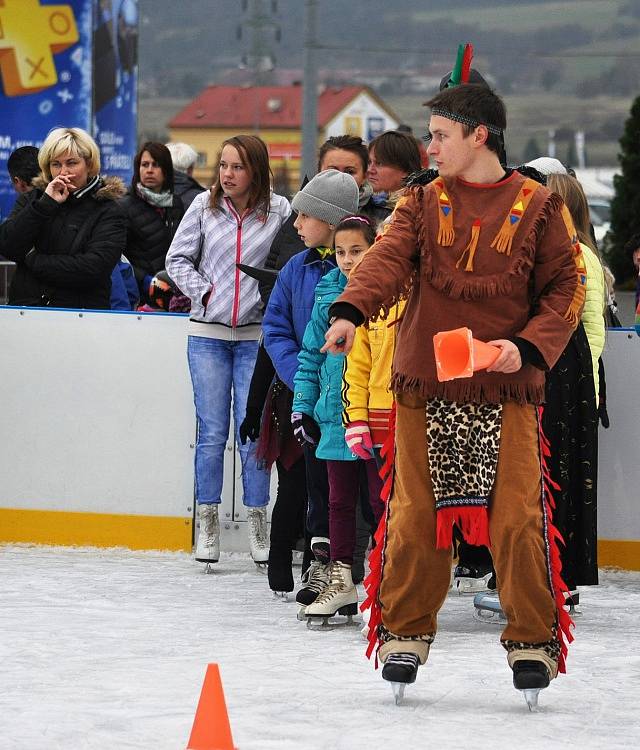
left=138, top=0, right=639, bottom=165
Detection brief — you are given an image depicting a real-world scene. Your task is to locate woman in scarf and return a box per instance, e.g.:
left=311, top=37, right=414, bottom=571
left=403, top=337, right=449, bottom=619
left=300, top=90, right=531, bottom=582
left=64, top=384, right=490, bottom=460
left=121, top=142, right=184, bottom=304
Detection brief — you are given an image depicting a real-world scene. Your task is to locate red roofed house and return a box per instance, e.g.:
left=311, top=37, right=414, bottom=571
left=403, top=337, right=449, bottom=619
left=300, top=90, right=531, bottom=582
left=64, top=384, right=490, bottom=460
left=167, top=84, right=400, bottom=193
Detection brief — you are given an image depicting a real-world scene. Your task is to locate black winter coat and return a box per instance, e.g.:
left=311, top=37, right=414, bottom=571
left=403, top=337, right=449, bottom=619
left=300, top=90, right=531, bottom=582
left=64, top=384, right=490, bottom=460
left=173, top=170, right=206, bottom=210
left=0, top=176, right=126, bottom=309
left=120, top=191, right=184, bottom=288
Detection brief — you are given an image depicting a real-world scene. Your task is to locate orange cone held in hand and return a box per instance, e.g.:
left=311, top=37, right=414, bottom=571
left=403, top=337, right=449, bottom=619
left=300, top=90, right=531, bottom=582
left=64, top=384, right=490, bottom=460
left=433, top=327, right=500, bottom=382
left=187, top=664, right=236, bottom=750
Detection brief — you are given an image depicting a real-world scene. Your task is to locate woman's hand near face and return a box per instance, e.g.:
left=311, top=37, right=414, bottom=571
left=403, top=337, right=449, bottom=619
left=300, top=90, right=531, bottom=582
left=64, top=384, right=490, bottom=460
left=44, top=175, right=72, bottom=204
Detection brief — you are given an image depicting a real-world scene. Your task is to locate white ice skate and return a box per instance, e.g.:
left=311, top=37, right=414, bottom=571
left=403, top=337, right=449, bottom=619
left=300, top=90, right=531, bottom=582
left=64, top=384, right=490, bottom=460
left=473, top=590, right=506, bottom=623
left=247, top=507, right=269, bottom=568
left=453, top=564, right=494, bottom=594
left=295, top=559, right=331, bottom=620
left=195, top=504, right=220, bottom=572
left=305, top=561, right=359, bottom=629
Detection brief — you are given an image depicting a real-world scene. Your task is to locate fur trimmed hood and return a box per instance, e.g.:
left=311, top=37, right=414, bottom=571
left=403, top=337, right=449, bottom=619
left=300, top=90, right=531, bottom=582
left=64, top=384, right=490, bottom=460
left=32, top=174, right=126, bottom=201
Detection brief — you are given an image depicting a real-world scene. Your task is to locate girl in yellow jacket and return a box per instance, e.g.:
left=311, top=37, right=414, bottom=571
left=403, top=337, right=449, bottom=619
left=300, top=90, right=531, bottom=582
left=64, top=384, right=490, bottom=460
left=342, top=299, right=404, bottom=460
left=341, top=130, right=422, bottom=462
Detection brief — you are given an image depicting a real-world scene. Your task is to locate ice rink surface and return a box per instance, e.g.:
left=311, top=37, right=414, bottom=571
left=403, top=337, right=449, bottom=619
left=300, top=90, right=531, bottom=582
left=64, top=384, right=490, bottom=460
left=1, top=545, right=638, bottom=750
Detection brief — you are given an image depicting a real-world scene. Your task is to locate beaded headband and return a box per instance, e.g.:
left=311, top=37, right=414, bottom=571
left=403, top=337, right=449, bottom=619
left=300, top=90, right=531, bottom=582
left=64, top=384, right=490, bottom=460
left=430, top=107, right=504, bottom=137
left=341, top=215, right=372, bottom=225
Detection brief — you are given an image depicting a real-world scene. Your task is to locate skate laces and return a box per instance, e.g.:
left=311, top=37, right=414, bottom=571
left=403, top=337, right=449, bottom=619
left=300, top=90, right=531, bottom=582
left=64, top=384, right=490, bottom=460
left=384, top=652, right=421, bottom=671
left=313, top=563, right=352, bottom=604
left=200, top=506, right=219, bottom=543
left=248, top=509, right=268, bottom=550
left=301, top=560, right=330, bottom=593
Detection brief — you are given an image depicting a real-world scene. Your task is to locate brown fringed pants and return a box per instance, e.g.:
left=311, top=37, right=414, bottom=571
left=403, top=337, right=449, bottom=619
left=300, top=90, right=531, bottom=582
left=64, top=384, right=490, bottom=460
left=379, top=391, right=557, bottom=646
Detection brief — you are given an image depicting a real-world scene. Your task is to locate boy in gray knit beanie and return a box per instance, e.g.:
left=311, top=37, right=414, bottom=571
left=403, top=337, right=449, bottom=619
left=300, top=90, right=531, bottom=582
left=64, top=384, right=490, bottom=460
left=261, top=168, right=359, bottom=594
left=292, top=169, right=359, bottom=249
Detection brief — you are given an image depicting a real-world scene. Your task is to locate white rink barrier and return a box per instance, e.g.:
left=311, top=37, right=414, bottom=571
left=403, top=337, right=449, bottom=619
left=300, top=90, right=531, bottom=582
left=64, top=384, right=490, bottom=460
left=0, top=308, right=638, bottom=569
left=0, top=306, right=273, bottom=553
left=597, top=328, right=640, bottom=569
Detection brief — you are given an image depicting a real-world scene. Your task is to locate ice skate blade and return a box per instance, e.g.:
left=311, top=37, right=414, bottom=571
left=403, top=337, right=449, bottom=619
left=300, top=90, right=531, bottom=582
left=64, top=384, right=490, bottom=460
left=391, top=682, right=406, bottom=705
left=473, top=608, right=506, bottom=624
left=564, top=602, right=582, bottom=617
left=272, top=591, right=291, bottom=601
left=521, top=688, right=541, bottom=711
left=200, top=561, right=217, bottom=574
left=306, top=613, right=356, bottom=630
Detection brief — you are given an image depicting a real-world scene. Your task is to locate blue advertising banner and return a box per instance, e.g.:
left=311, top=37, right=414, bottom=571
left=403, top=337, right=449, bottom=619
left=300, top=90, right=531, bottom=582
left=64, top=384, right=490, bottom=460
left=93, top=0, right=138, bottom=184
left=0, top=0, right=137, bottom=221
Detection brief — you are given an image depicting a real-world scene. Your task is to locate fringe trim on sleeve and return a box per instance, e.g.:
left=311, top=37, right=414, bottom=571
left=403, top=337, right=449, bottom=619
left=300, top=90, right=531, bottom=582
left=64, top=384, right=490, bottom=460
left=558, top=204, right=587, bottom=326
left=537, top=405, right=574, bottom=674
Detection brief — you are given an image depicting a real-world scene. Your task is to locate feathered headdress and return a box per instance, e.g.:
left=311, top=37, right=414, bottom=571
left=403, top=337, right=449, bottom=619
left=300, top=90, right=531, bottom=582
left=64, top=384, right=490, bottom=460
left=448, top=43, right=474, bottom=86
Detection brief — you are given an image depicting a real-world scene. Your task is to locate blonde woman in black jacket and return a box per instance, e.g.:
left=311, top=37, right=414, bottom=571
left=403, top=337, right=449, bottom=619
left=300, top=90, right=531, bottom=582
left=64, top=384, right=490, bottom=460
left=0, top=127, right=126, bottom=309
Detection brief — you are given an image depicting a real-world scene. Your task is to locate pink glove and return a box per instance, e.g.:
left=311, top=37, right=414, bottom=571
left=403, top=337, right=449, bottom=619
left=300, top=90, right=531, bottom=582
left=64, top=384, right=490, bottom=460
left=345, top=421, right=373, bottom=460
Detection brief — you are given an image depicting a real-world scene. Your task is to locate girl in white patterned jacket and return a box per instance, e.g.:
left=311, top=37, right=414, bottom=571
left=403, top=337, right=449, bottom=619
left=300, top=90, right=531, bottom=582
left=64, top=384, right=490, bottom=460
left=166, top=134, right=291, bottom=568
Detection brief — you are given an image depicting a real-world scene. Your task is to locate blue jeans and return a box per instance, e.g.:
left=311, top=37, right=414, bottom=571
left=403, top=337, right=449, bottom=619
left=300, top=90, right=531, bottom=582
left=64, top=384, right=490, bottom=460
left=187, top=336, right=269, bottom=507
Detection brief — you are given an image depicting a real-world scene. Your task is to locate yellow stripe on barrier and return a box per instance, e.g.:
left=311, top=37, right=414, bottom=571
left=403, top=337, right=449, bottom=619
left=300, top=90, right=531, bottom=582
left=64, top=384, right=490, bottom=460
left=598, top=539, right=640, bottom=571
left=0, top=508, right=192, bottom=551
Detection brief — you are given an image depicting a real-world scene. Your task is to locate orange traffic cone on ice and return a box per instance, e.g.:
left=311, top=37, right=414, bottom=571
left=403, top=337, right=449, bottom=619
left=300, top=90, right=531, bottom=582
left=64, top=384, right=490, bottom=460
left=186, top=664, right=236, bottom=750
left=433, top=327, right=500, bottom=382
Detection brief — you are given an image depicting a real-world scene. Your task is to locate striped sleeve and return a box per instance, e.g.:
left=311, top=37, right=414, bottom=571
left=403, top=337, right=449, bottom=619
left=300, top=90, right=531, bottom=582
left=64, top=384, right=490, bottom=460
left=165, top=192, right=211, bottom=301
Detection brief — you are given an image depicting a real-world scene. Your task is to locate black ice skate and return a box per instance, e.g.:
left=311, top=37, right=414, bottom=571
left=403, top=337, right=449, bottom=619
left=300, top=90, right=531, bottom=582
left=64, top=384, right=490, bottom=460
left=512, top=659, right=550, bottom=711
left=381, top=652, right=420, bottom=705
left=564, top=589, right=581, bottom=616
left=295, top=537, right=330, bottom=618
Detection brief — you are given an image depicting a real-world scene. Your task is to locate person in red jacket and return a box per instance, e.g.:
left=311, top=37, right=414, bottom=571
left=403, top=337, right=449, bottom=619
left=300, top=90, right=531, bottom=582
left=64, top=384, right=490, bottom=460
left=322, top=83, right=585, bottom=708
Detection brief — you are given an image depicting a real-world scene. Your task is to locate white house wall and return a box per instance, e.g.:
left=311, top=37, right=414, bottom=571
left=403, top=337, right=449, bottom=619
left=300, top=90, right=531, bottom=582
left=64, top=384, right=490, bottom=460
left=324, top=92, right=399, bottom=142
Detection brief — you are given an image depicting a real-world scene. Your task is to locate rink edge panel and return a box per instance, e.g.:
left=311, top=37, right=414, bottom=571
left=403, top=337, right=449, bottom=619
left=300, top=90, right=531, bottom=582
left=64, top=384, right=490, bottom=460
left=0, top=508, right=192, bottom=551
left=597, top=539, right=640, bottom=571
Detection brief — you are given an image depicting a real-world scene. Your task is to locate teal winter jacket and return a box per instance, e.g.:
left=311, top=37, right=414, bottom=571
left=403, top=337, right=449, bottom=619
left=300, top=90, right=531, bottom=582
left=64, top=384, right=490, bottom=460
left=293, top=267, right=357, bottom=461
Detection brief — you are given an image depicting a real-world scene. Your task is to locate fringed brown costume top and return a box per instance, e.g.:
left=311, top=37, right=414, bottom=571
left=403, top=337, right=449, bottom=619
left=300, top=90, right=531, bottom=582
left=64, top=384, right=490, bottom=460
left=337, top=170, right=585, bottom=405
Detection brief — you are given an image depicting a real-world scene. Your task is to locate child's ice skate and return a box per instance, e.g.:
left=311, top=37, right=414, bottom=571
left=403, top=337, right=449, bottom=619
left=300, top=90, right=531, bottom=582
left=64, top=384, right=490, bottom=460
left=295, top=538, right=330, bottom=619
left=305, top=561, right=359, bottom=629
left=473, top=590, right=506, bottom=623
left=453, top=563, right=495, bottom=594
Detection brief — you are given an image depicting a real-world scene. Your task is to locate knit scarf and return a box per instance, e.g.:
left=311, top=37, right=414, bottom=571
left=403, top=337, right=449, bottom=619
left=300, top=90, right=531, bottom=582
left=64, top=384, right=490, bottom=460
left=426, top=398, right=502, bottom=549
left=358, top=182, right=374, bottom=208
left=136, top=182, right=174, bottom=207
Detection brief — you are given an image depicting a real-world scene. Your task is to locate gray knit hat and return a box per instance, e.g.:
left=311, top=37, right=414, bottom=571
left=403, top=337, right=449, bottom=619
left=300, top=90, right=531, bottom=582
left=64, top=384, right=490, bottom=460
left=291, top=169, right=359, bottom=226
